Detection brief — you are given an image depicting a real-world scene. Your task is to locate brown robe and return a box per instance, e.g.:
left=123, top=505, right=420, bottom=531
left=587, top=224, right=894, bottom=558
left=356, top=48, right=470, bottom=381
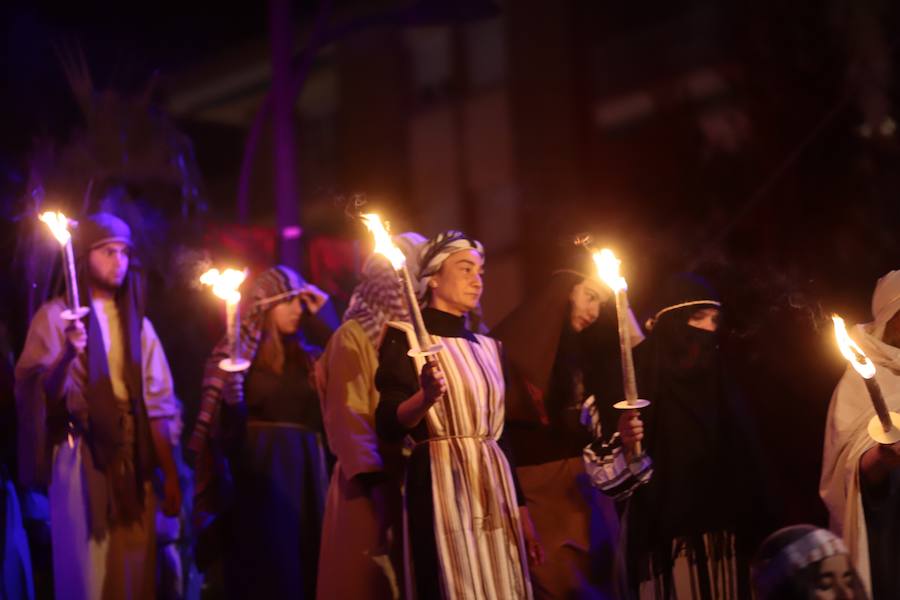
left=316, top=320, right=403, bottom=600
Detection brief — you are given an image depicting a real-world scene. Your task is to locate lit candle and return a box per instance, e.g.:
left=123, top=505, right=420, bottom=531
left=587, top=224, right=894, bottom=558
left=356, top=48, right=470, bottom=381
left=201, top=267, right=251, bottom=372
left=361, top=213, right=441, bottom=357
left=593, top=248, right=649, bottom=454
left=39, top=211, right=89, bottom=321
left=833, top=314, right=900, bottom=444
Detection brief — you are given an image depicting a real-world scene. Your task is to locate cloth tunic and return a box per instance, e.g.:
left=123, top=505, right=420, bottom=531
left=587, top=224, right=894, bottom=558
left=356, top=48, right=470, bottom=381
left=375, top=308, right=531, bottom=600
left=15, top=297, right=177, bottom=600
left=223, top=344, right=328, bottom=600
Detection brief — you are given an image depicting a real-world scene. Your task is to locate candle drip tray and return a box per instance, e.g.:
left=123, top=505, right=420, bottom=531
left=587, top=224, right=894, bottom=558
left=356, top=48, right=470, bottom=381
left=61, top=306, right=90, bottom=321
left=867, top=412, right=900, bottom=445
left=219, top=357, right=251, bottom=372
left=614, top=399, right=650, bottom=410
left=408, top=344, right=443, bottom=358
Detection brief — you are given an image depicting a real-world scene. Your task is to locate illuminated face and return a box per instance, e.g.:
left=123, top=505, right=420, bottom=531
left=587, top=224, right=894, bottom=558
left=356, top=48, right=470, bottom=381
left=687, top=307, right=721, bottom=332
left=812, top=554, right=858, bottom=600
left=87, top=241, right=130, bottom=290
left=270, top=295, right=304, bottom=335
left=427, top=249, right=484, bottom=316
left=570, top=278, right=609, bottom=332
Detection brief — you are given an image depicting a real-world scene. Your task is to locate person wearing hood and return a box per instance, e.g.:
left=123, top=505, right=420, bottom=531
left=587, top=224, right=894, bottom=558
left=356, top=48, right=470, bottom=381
left=375, top=230, right=540, bottom=599
left=611, top=273, right=765, bottom=599
left=751, top=525, right=867, bottom=600
left=821, top=269, right=900, bottom=599
left=189, top=265, right=333, bottom=599
left=315, top=232, right=425, bottom=600
left=15, top=212, right=181, bottom=600
left=491, top=247, right=645, bottom=598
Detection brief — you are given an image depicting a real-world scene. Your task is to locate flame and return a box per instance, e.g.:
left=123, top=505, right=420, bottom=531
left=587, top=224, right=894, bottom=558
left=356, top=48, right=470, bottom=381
left=592, top=248, right=628, bottom=292
left=39, top=211, right=72, bottom=245
left=833, top=315, right=876, bottom=379
left=200, top=268, right=247, bottom=304
left=361, top=213, right=406, bottom=270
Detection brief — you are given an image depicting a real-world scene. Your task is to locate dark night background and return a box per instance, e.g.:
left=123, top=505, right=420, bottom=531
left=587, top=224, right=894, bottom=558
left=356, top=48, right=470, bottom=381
left=3, top=0, right=899, bottom=547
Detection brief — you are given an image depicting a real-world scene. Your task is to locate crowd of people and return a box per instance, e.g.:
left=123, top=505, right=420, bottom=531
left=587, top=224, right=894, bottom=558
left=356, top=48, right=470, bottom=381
left=2, top=210, right=894, bottom=600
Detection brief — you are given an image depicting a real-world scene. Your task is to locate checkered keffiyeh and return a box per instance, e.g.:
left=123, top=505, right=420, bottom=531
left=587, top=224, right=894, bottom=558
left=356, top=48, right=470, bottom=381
left=188, top=265, right=308, bottom=453
left=342, top=232, right=426, bottom=347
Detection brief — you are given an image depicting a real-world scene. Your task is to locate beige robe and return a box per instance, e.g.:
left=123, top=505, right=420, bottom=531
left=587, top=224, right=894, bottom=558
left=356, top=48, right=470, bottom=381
left=15, top=298, right=178, bottom=600
left=316, top=320, right=403, bottom=600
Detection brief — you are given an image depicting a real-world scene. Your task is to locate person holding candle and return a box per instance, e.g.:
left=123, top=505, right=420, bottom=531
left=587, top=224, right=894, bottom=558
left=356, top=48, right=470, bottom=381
left=15, top=212, right=182, bottom=600
left=188, top=265, right=332, bottom=599
left=821, top=269, right=900, bottom=600
left=490, top=247, right=646, bottom=599
left=375, top=230, right=540, bottom=599
left=609, top=273, right=768, bottom=599
left=315, top=231, right=425, bottom=600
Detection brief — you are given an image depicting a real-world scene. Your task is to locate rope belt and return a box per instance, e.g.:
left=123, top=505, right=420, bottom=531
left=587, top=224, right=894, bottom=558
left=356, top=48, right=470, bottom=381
left=410, top=434, right=493, bottom=450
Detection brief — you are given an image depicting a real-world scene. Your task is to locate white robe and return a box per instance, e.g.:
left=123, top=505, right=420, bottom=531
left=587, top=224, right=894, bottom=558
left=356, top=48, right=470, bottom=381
left=820, top=270, right=900, bottom=596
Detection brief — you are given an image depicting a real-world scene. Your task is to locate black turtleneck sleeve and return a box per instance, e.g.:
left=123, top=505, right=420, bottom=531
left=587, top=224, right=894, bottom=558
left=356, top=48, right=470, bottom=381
left=374, top=326, right=422, bottom=442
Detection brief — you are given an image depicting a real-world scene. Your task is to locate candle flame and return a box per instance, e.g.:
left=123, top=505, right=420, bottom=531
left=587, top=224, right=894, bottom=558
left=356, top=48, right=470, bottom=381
left=200, top=268, right=247, bottom=304
left=361, top=213, right=406, bottom=270
left=833, top=315, right=876, bottom=379
left=592, top=248, right=628, bottom=292
left=39, top=211, right=71, bottom=245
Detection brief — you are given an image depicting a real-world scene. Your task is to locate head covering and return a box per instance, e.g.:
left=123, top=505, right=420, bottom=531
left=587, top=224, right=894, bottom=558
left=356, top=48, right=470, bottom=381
left=751, top=525, right=854, bottom=599
left=492, top=270, right=587, bottom=423
left=76, top=212, right=133, bottom=255
left=343, top=232, right=426, bottom=347
left=189, top=265, right=312, bottom=454
left=645, top=272, right=721, bottom=331
left=869, top=270, right=900, bottom=337
left=416, top=230, right=484, bottom=303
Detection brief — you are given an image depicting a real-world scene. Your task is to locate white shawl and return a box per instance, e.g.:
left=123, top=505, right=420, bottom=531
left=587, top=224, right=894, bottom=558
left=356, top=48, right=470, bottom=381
left=820, top=269, right=900, bottom=595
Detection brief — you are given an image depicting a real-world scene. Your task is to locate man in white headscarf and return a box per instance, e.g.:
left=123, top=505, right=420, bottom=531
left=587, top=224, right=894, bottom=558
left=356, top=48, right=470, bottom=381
left=821, top=269, right=900, bottom=599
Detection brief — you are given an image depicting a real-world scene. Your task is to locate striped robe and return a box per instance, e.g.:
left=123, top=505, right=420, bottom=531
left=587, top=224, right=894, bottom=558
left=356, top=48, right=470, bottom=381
left=389, top=321, right=532, bottom=600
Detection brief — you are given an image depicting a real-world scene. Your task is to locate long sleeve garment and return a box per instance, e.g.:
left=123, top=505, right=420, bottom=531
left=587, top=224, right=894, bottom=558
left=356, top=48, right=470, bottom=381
left=375, top=308, right=531, bottom=600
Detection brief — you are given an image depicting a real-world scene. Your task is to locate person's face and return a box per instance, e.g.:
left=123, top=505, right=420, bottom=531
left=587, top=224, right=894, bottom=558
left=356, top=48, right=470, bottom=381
left=270, top=296, right=304, bottom=335
left=569, top=279, right=608, bottom=332
left=882, top=310, right=900, bottom=348
left=427, top=249, right=484, bottom=316
left=87, top=241, right=130, bottom=290
left=687, top=307, right=721, bottom=332
left=812, top=554, right=858, bottom=600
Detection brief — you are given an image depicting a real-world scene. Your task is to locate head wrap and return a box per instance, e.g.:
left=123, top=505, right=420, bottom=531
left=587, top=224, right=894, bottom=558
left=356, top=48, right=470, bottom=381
left=751, top=525, right=850, bottom=599
left=415, top=230, right=484, bottom=303
left=343, top=232, right=426, bottom=347
left=492, top=270, right=592, bottom=423
left=869, top=269, right=900, bottom=338
left=189, top=265, right=311, bottom=453
left=645, top=272, right=721, bottom=331
left=76, top=212, right=133, bottom=255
